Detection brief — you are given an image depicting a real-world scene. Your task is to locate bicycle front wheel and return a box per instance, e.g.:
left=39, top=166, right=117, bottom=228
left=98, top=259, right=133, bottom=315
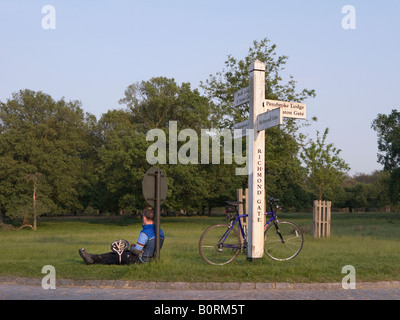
left=264, top=220, right=303, bottom=261
left=199, top=224, right=241, bottom=265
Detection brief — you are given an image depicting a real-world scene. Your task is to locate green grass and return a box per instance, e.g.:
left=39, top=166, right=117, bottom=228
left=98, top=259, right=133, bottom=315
left=1, top=212, right=400, bottom=283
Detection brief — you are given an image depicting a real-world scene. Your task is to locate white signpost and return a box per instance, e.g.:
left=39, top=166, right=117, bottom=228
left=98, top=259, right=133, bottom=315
left=247, top=60, right=266, bottom=259
left=233, top=60, right=306, bottom=260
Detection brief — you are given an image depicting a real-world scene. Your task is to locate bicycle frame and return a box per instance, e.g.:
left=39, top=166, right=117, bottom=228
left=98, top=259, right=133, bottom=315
left=218, top=211, right=276, bottom=249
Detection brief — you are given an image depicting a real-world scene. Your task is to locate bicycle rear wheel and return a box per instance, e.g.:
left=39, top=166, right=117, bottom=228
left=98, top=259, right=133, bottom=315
left=199, top=224, right=241, bottom=265
left=264, top=220, right=303, bottom=261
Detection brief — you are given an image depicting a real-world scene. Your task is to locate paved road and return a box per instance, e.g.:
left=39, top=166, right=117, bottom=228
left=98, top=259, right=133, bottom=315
left=1, top=279, right=400, bottom=300
left=1, top=283, right=400, bottom=300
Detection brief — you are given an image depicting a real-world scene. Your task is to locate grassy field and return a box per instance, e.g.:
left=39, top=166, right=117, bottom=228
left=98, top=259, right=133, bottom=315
left=1, top=212, right=400, bottom=283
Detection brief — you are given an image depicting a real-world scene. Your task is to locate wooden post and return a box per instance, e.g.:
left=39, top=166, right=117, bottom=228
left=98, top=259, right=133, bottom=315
left=313, top=200, right=318, bottom=238
left=237, top=188, right=248, bottom=226
left=313, top=200, right=331, bottom=238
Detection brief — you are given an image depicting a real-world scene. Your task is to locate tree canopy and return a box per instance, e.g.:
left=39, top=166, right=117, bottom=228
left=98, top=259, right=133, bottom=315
left=372, top=109, right=400, bottom=170
left=300, top=128, right=350, bottom=201
left=0, top=90, right=94, bottom=224
left=372, top=109, right=400, bottom=205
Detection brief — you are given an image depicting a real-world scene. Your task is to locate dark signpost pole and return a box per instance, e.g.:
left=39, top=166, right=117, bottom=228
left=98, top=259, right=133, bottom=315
left=142, top=167, right=167, bottom=261
left=155, top=170, right=161, bottom=260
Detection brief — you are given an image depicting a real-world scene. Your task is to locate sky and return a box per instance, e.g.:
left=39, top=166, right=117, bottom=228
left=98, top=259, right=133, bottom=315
left=1, top=0, right=399, bottom=175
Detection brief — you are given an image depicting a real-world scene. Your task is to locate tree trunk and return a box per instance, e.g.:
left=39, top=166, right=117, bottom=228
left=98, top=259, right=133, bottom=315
left=33, top=183, right=37, bottom=231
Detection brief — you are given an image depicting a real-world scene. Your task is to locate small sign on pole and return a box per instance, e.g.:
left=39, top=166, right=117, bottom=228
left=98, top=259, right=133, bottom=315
left=257, top=107, right=283, bottom=132
left=234, top=86, right=250, bottom=107
left=263, top=99, right=306, bottom=119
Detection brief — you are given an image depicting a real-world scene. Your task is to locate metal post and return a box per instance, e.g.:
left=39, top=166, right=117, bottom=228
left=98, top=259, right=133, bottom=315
left=155, top=170, right=161, bottom=260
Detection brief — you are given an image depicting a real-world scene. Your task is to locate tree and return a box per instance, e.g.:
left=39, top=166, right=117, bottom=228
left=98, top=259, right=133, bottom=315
left=264, top=121, right=310, bottom=210
left=371, top=109, right=400, bottom=170
left=95, top=109, right=149, bottom=213
left=120, top=77, right=213, bottom=132
left=119, top=77, right=230, bottom=213
left=389, top=168, right=400, bottom=206
left=371, top=109, right=400, bottom=206
left=200, top=38, right=316, bottom=129
left=336, top=171, right=391, bottom=211
left=200, top=38, right=315, bottom=209
left=301, top=128, right=350, bottom=201
left=23, top=172, right=42, bottom=230
left=0, top=89, right=94, bottom=225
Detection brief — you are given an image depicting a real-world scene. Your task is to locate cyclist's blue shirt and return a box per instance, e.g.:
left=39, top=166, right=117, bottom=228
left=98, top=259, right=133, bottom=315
left=134, top=224, right=165, bottom=260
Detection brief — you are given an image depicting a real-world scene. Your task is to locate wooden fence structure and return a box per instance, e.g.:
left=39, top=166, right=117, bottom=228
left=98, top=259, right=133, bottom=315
left=313, top=200, right=331, bottom=238
left=237, top=188, right=248, bottom=228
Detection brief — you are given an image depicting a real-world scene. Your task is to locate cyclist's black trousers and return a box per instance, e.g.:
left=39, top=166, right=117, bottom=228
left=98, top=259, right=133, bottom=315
left=90, top=251, right=140, bottom=265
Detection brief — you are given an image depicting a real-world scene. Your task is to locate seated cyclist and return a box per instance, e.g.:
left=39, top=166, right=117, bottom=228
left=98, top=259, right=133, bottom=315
left=79, top=208, right=165, bottom=265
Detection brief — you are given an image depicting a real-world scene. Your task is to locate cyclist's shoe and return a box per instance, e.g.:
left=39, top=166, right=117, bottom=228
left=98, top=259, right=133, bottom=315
left=79, top=248, right=94, bottom=265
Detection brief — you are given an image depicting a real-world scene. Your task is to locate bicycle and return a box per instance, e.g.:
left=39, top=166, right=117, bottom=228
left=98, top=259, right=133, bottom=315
left=198, top=198, right=304, bottom=265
